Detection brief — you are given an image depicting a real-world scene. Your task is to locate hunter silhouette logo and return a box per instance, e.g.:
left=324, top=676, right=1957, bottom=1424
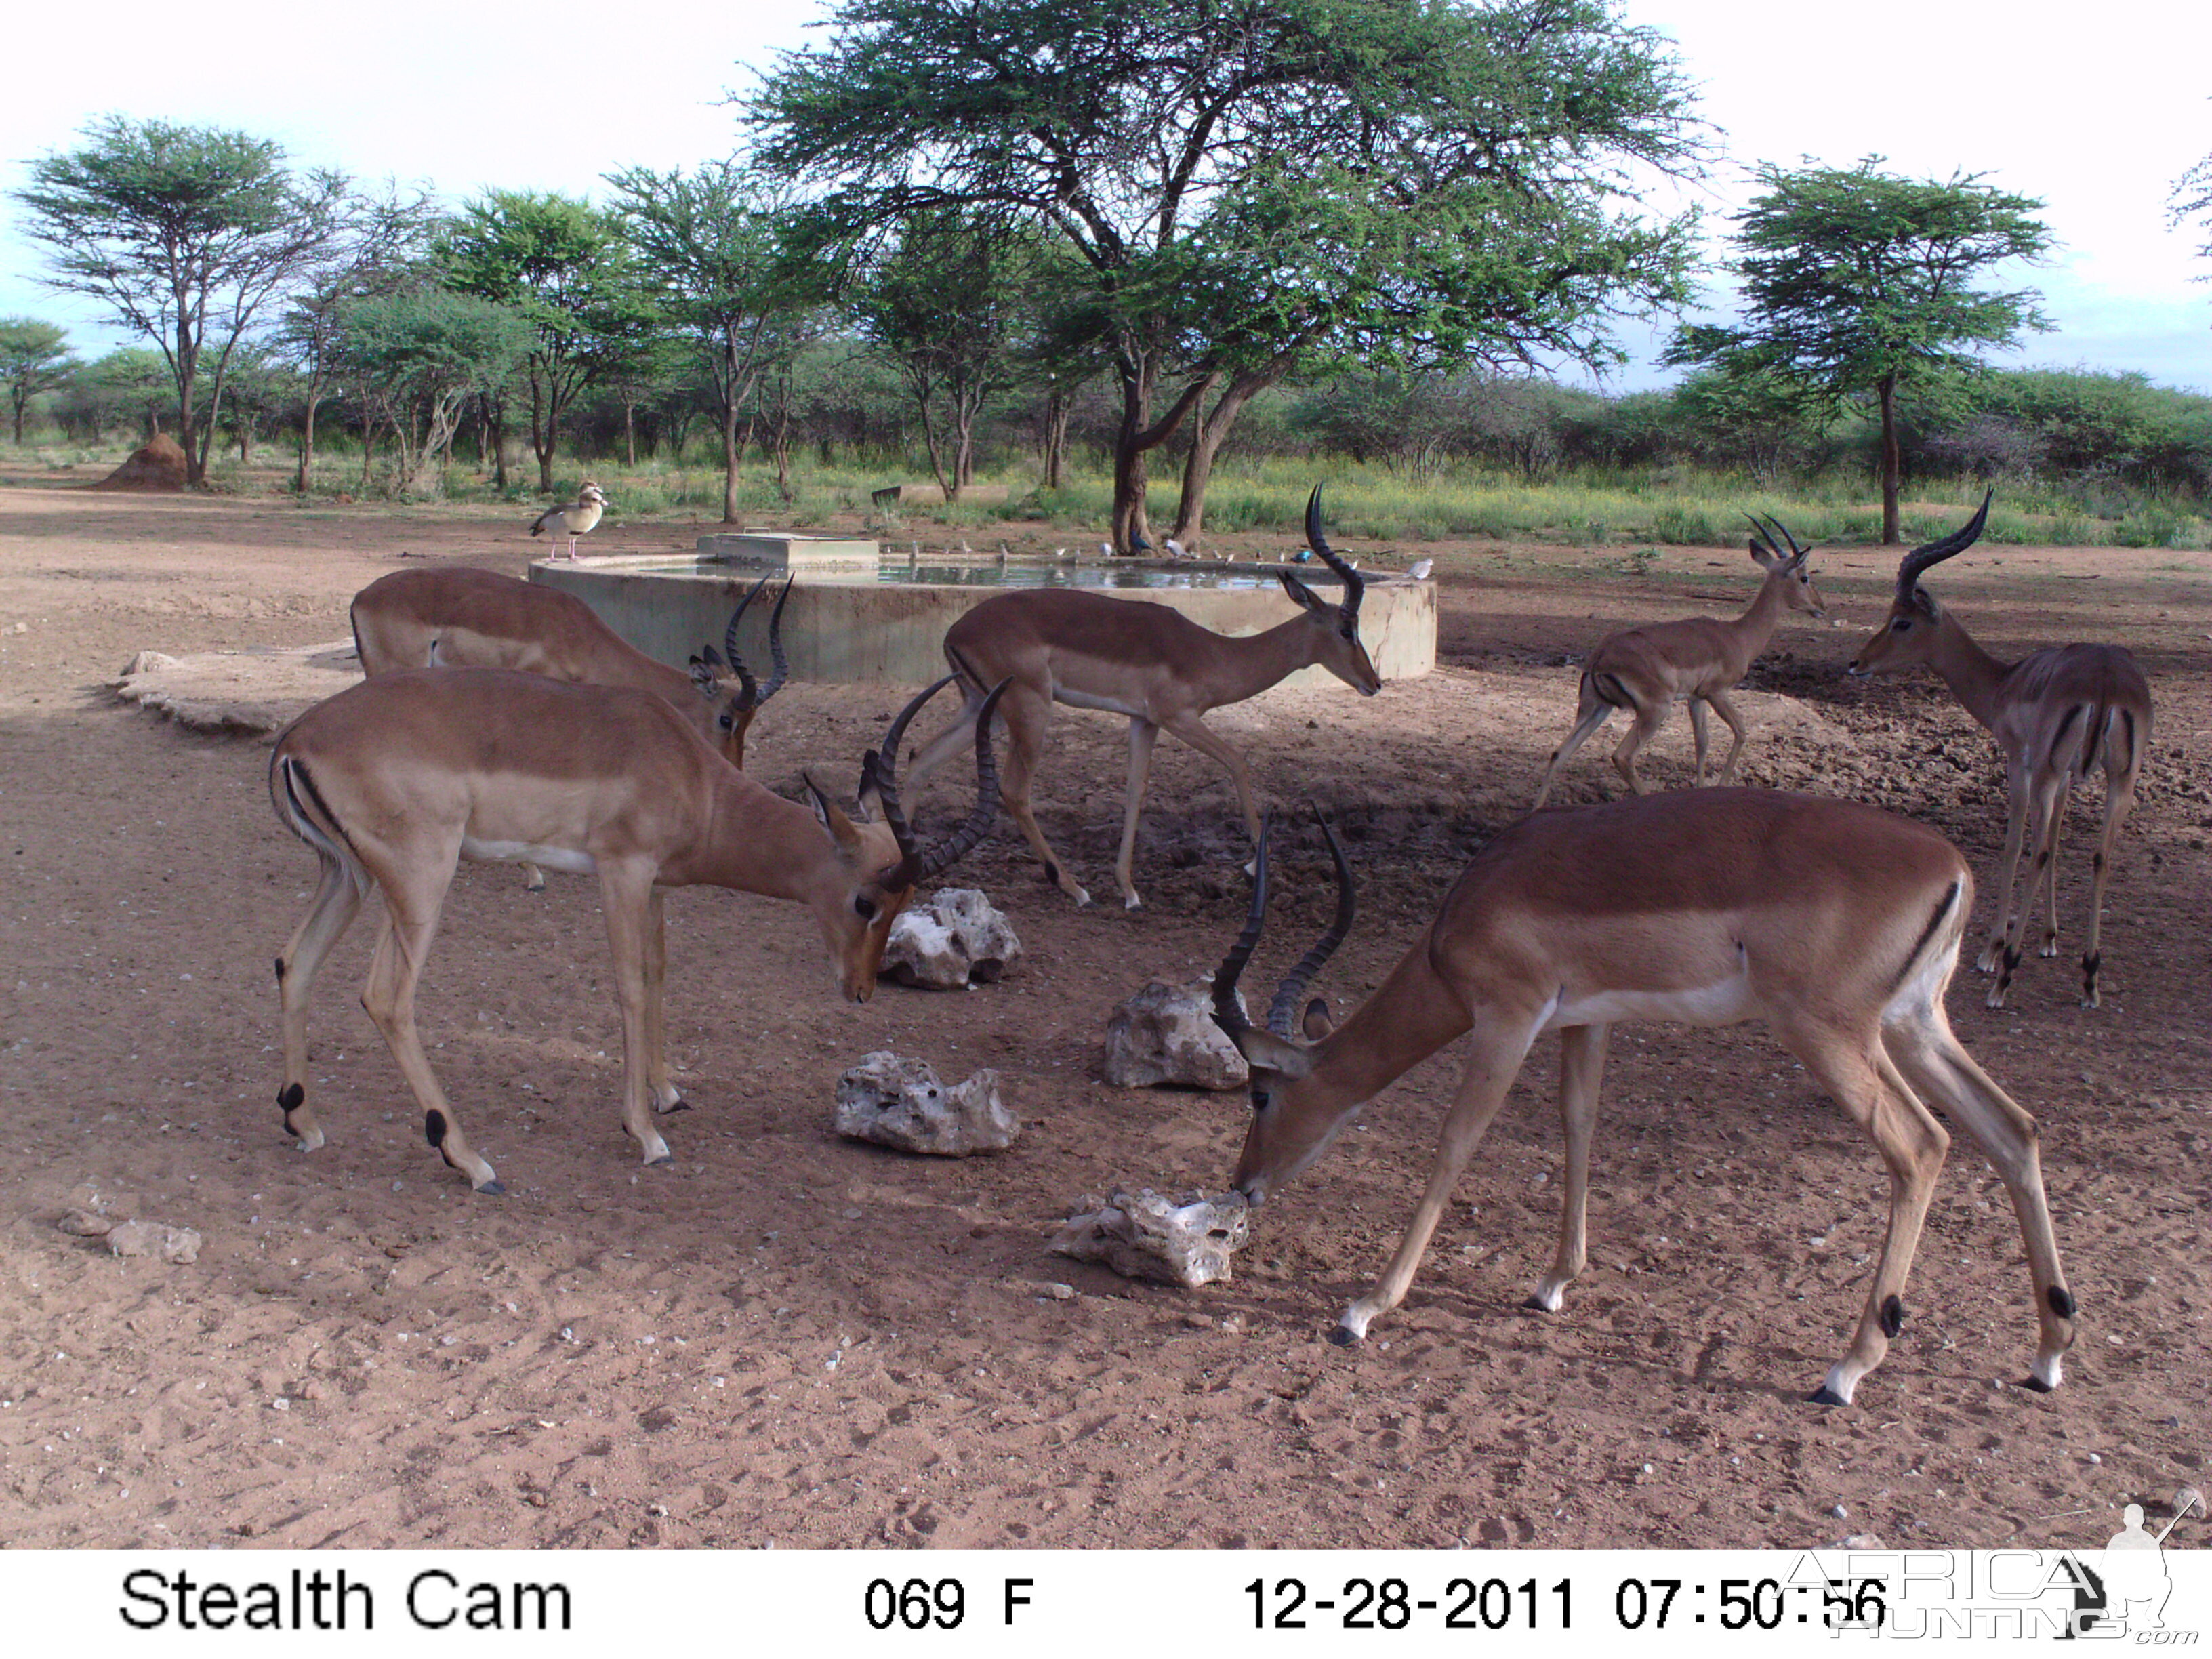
left=2060, top=1486, right=2202, bottom=1640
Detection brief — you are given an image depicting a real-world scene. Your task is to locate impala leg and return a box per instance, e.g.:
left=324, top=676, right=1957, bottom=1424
left=1992, top=771, right=2066, bottom=1008
left=1531, top=687, right=1613, bottom=810
left=1161, top=712, right=1261, bottom=878
left=1777, top=1019, right=1949, bottom=1406
left=1113, top=717, right=1159, bottom=909
left=1687, top=697, right=1712, bottom=787
left=1975, top=775, right=2031, bottom=977
left=642, top=885, right=685, bottom=1114
left=523, top=861, right=547, bottom=894
left=899, top=690, right=985, bottom=800
left=2080, top=764, right=2138, bottom=1008
left=1530, top=1022, right=1610, bottom=1312
left=1334, top=1017, right=1538, bottom=1344
left=1610, top=698, right=1666, bottom=796
left=358, top=878, right=501, bottom=1193
left=996, top=685, right=1090, bottom=906
left=597, top=860, right=674, bottom=1166
left=2036, top=772, right=2071, bottom=960
left=1705, top=687, right=1753, bottom=786
left=1883, top=1002, right=2074, bottom=1391
left=275, top=853, right=365, bottom=1152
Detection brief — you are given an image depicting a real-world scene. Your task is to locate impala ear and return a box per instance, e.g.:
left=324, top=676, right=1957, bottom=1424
left=1300, top=996, right=1334, bottom=1041
left=689, top=647, right=728, bottom=699
left=1747, top=536, right=1775, bottom=568
left=803, top=771, right=866, bottom=853
left=1278, top=571, right=1326, bottom=612
left=1230, top=1026, right=1314, bottom=1080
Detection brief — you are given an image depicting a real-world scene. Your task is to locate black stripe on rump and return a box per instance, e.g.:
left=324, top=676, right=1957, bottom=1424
left=1885, top=879, right=1962, bottom=998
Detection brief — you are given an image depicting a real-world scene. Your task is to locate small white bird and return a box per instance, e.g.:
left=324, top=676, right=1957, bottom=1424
left=1163, top=537, right=1188, bottom=559
left=1408, top=558, right=1434, bottom=580
left=529, top=481, right=608, bottom=560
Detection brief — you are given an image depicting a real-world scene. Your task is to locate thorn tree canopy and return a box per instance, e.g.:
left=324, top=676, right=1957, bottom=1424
left=1666, top=157, right=2052, bottom=544
left=750, top=0, right=1708, bottom=551
left=0, top=319, right=83, bottom=445
left=13, top=117, right=351, bottom=486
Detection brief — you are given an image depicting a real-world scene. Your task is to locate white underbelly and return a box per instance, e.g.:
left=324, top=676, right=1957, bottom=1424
left=1051, top=681, right=1148, bottom=718
left=460, top=836, right=597, bottom=876
left=1541, top=972, right=1755, bottom=1031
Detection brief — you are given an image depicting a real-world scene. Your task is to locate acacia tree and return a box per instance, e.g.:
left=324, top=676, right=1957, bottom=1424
left=333, top=289, right=533, bottom=496
left=1667, top=159, right=2051, bottom=543
left=13, top=117, right=350, bottom=485
left=603, top=163, right=813, bottom=521
left=276, top=182, right=438, bottom=491
left=851, top=209, right=1038, bottom=499
left=753, top=0, right=1704, bottom=550
left=0, top=319, right=81, bottom=444
left=440, top=191, right=653, bottom=493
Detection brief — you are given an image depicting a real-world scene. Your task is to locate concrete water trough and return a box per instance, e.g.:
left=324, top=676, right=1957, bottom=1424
left=529, top=537, right=1437, bottom=687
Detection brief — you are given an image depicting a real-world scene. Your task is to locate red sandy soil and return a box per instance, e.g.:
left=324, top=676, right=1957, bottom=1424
left=0, top=479, right=2205, bottom=1551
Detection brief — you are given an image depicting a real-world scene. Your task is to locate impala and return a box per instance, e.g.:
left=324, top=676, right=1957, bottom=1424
left=901, top=487, right=1379, bottom=909
left=1531, top=515, right=1824, bottom=808
left=1849, top=492, right=2152, bottom=1009
left=1210, top=794, right=2075, bottom=1406
left=351, top=565, right=791, bottom=769
left=268, top=670, right=1004, bottom=1193
left=352, top=567, right=791, bottom=890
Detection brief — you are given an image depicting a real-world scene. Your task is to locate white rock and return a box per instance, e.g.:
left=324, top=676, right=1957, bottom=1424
left=834, top=1052, right=1017, bottom=1155
left=105, top=1221, right=201, bottom=1263
left=56, top=1208, right=115, bottom=1237
left=1103, top=979, right=1248, bottom=1090
left=880, top=888, right=1023, bottom=990
left=1049, top=1188, right=1250, bottom=1288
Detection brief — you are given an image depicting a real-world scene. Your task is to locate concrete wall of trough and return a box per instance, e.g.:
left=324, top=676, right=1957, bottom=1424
left=530, top=556, right=1437, bottom=689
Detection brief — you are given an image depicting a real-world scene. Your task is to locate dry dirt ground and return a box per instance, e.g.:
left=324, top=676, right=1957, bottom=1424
left=1, top=476, right=2207, bottom=1552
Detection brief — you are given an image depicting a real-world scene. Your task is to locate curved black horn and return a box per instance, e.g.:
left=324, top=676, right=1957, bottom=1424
left=1746, top=512, right=1809, bottom=564
left=864, top=672, right=956, bottom=861
left=1265, top=806, right=1355, bottom=1038
left=1305, top=485, right=1364, bottom=618
left=1896, top=489, right=1993, bottom=599
left=722, top=575, right=771, bottom=705
left=912, top=678, right=1008, bottom=883
left=1212, top=812, right=1273, bottom=1040
left=757, top=577, right=794, bottom=703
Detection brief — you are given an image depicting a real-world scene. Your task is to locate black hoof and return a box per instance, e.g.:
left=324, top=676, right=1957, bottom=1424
left=647, top=1153, right=675, bottom=1168
left=2021, top=1374, right=2055, bottom=1393
left=475, top=1179, right=506, bottom=1197
left=1326, top=1324, right=1360, bottom=1347
left=1522, top=1294, right=1553, bottom=1312
left=1809, top=1385, right=1848, bottom=1406
left=657, top=1098, right=692, bottom=1116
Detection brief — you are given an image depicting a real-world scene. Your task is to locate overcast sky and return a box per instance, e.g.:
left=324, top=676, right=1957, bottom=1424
left=3, top=0, right=2207, bottom=392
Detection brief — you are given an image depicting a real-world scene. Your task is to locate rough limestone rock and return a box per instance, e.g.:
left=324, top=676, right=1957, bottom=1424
left=56, top=1208, right=115, bottom=1237
left=1103, top=979, right=1249, bottom=1090
left=834, top=1051, right=1017, bottom=1155
left=115, top=638, right=361, bottom=735
left=1050, top=1189, right=1250, bottom=1288
left=880, top=888, right=1023, bottom=990
left=105, top=1221, right=202, bottom=1263
left=92, top=433, right=188, bottom=491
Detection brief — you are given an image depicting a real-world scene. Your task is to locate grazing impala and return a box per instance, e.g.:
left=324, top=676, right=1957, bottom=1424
left=352, top=567, right=792, bottom=890
left=1531, top=514, right=1824, bottom=808
left=901, top=487, right=1379, bottom=909
left=351, top=565, right=792, bottom=769
left=1210, top=795, right=2075, bottom=1406
left=1849, top=492, right=2152, bottom=1009
left=268, top=670, right=1004, bottom=1193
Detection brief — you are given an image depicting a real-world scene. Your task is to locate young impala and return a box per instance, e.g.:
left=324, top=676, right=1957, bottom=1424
left=901, top=487, right=1379, bottom=909
left=1531, top=514, right=1824, bottom=808
left=1210, top=794, right=2075, bottom=1406
left=269, top=670, right=1004, bottom=1193
left=1849, top=492, right=2152, bottom=1008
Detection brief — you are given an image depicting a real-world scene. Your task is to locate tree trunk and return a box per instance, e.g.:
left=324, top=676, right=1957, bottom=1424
left=1171, top=362, right=1289, bottom=547
left=10, top=394, right=24, bottom=445
left=359, top=417, right=378, bottom=493
left=1042, top=387, right=1068, bottom=491
left=1878, top=373, right=1902, bottom=545
left=296, top=384, right=324, bottom=493
left=720, top=396, right=741, bottom=524
left=1108, top=347, right=1214, bottom=554
left=623, top=400, right=637, bottom=468
left=176, top=313, right=204, bottom=488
